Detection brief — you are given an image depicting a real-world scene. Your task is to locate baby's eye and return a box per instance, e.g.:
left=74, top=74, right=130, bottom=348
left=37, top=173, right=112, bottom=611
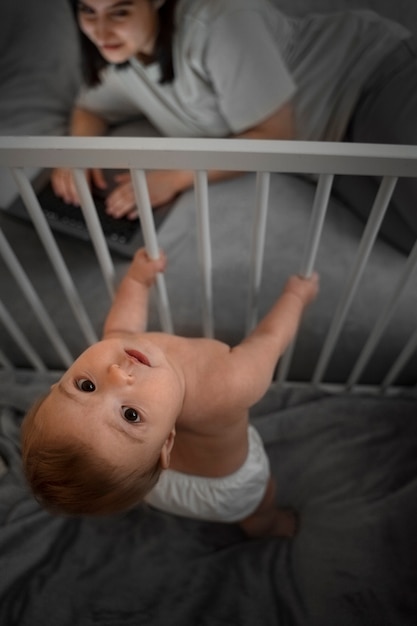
left=76, top=378, right=96, bottom=392
left=122, top=407, right=141, bottom=423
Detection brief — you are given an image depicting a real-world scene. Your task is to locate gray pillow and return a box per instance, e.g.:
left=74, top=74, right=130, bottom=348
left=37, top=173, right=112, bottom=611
left=0, top=0, right=81, bottom=137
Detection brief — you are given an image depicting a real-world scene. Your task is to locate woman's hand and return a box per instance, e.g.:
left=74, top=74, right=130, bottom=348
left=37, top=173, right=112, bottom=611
left=50, top=107, right=109, bottom=205
left=105, top=170, right=192, bottom=219
left=51, top=167, right=107, bottom=205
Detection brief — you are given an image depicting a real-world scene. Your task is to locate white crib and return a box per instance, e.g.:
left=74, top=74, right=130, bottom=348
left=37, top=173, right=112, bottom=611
left=0, top=136, right=416, bottom=395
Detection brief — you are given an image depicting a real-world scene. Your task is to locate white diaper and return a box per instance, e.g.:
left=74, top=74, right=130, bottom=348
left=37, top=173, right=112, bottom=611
left=144, top=426, right=270, bottom=523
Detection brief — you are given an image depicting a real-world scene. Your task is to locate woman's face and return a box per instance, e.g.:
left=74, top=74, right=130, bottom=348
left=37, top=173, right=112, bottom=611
left=77, top=0, right=160, bottom=64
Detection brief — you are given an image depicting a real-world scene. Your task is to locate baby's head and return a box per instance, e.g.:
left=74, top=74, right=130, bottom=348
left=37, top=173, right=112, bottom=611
left=21, top=337, right=184, bottom=516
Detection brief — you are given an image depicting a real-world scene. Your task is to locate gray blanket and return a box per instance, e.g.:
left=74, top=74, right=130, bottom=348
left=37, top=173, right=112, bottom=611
left=1, top=373, right=416, bottom=626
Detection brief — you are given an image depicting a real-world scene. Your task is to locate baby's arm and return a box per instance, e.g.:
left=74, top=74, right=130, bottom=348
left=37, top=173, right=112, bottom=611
left=102, top=248, right=166, bottom=338
left=227, top=273, right=319, bottom=407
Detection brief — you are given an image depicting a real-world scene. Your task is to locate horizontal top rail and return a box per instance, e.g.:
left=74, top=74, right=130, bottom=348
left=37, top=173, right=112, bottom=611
left=0, top=136, right=416, bottom=177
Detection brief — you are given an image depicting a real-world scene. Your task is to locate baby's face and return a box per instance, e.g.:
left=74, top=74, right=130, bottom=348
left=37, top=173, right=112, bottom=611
left=42, top=337, right=184, bottom=471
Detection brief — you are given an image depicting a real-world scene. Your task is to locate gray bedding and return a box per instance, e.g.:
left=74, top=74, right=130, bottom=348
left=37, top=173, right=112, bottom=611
left=0, top=372, right=416, bottom=626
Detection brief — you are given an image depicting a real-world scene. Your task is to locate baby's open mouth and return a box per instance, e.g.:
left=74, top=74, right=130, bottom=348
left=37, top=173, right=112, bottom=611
left=125, top=349, right=150, bottom=366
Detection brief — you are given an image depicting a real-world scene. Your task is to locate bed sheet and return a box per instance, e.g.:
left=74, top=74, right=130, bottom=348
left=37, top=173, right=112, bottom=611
left=1, top=373, right=416, bottom=626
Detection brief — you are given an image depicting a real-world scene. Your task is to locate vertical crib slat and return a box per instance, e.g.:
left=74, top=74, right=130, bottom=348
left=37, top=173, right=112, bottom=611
left=130, top=169, right=173, bottom=334
left=0, top=348, right=13, bottom=370
left=73, top=168, right=115, bottom=299
left=381, top=328, right=417, bottom=391
left=299, top=174, right=334, bottom=277
left=347, top=238, right=417, bottom=388
left=194, top=170, right=214, bottom=338
left=277, top=174, right=333, bottom=384
left=11, top=168, right=98, bottom=345
left=0, top=299, right=46, bottom=371
left=312, top=176, right=397, bottom=385
left=0, top=228, right=73, bottom=367
left=246, top=172, right=270, bottom=334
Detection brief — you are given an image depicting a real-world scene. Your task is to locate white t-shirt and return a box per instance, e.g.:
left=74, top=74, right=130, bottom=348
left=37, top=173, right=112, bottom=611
left=76, top=0, right=410, bottom=141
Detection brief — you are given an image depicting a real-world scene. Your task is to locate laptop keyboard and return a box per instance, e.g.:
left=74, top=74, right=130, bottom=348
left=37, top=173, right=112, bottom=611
left=5, top=177, right=172, bottom=258
left=39, top=183, right=140, bottom=245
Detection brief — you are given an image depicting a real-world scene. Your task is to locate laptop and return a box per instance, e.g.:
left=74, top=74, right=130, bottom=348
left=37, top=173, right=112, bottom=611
left=2, top=170, right=172, bottom=258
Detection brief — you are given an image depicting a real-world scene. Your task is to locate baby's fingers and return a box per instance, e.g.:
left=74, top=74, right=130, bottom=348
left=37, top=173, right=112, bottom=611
left=285, top=272, right=319, bottom=305
left=144, top=248, right=167, bottom=274
left=300, top=272, right=320, bottom=302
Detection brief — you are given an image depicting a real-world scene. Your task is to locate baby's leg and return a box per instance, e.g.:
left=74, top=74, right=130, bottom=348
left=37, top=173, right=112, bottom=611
left=239, top=478, right=298, bottom=539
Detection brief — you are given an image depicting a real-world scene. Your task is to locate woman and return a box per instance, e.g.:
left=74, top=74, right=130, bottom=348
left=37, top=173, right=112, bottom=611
left=53, top=0, right=417, bottom=252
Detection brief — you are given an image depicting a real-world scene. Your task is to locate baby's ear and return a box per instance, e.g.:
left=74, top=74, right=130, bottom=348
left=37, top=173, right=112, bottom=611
left=160, top=428, right=176, bottom=469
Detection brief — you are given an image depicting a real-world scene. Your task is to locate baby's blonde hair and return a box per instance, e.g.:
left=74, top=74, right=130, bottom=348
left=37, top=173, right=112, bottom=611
left=21, top=395, right=162, bottom=516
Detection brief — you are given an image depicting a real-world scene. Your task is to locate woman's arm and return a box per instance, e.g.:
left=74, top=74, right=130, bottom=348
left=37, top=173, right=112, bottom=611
left=105, top=102, right=296, bottom=216
left=161, top=103, right=296, bottom=193
left=203, top=101, right=296, bottom=185
left=102, top=248, right=166, bottom=338
left=50, top=107, right=109, bottom=205
left=70, top=106, right=109, bottom=137
left=172, top=102, right=296, bottom=188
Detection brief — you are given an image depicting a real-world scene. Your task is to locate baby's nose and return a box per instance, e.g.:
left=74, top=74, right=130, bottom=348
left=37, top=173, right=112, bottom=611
left=108, top=363, right=132, bottom=385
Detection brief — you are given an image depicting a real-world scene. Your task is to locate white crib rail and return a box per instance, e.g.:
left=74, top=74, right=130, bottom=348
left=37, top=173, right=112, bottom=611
left=0, top=136, right=416, bottom=392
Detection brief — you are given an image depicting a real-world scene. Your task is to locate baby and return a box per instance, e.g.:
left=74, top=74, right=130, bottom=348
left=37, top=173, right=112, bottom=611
left=21, top=248, right=318, bottom=538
